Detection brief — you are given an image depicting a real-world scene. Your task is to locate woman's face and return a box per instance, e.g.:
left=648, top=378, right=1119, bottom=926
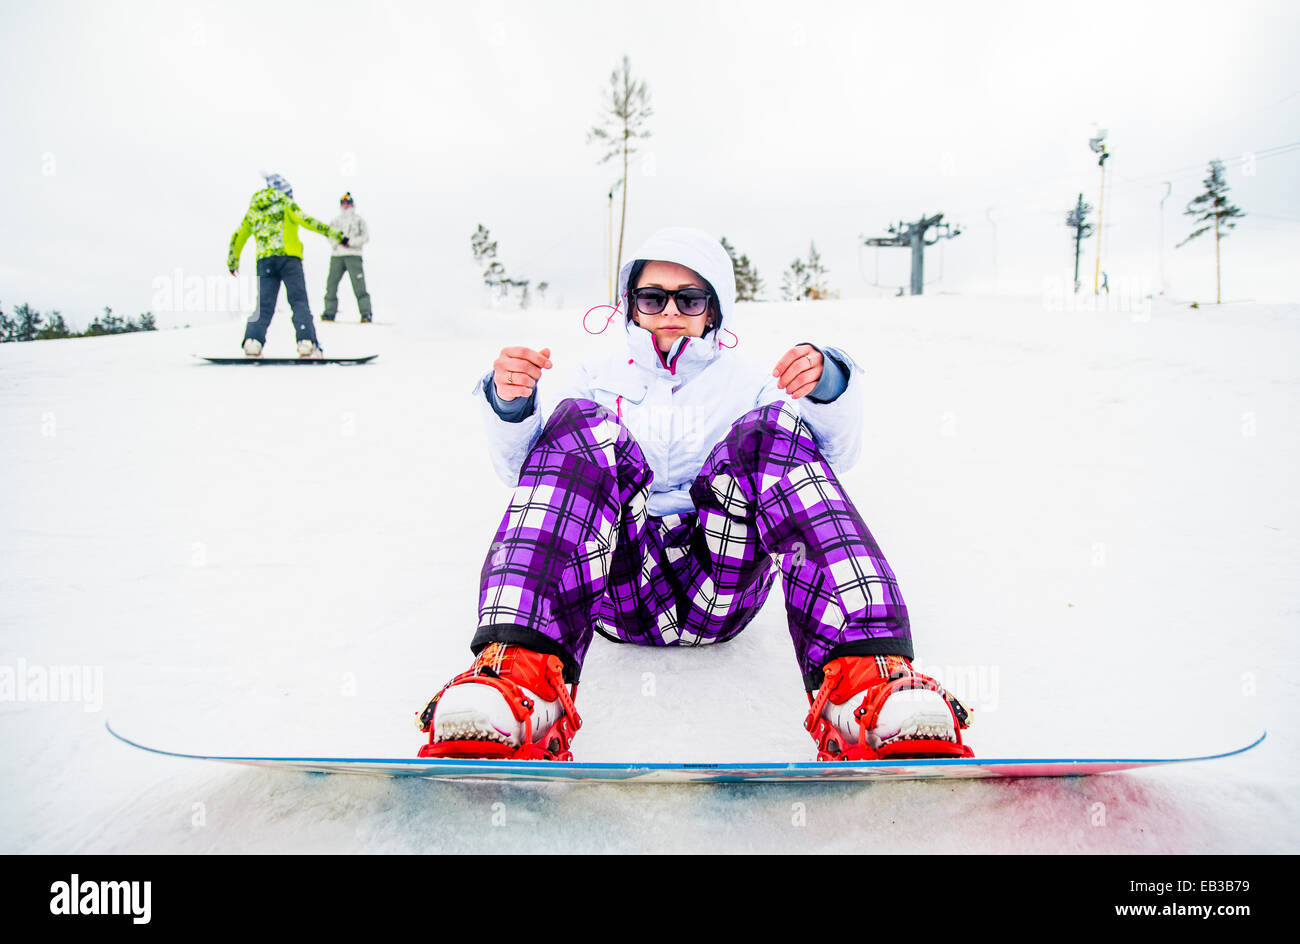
left=631, top=260, right=714, bottom=354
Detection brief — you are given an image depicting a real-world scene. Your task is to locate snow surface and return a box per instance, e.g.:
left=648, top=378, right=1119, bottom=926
left=1, top=294, right=1296, bottom=853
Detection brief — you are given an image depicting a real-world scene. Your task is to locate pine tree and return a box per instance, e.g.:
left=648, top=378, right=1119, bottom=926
left=482, top=260, right=508, bottom=296
left=588, top=56, right=653, bottom=283
left=1176, top=159, right=1245, bottom=304
left=781, top=258, right=810, bottom=301
left=86, top=306, right=129, bottom=336
left=721, top=236, right=741, bottom=292
left=472, top=224, right=509, bottom=298
left=14, top=303, right=44, bottom=341
left=1065, top=193, right=1094, bottom=294
left=137, top=312, right=157, bottom=332
left=471, top=225, right=544, bottom=309
left=35, top=311, right=73, bottom=339
left=470, top=224, right=498, bottom=267
left=781, top=243, right=833, bottom=300
left=805, top=242, right=830, bottom=299
left=721, top=236, right=764, bottom=302
left=0, top=301, right=14, bottom=343
left=742, top=256, right=765, bottom=301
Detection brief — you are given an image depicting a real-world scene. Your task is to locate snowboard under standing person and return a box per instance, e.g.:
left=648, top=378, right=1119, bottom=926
left=322, top=192, right=373, bottom=323
left=227, top=173, right=346, bottom=357
left=416, top=228, right=973, bottom=762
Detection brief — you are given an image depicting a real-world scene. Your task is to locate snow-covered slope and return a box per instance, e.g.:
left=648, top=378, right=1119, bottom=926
left=1, top=294, right=1295, bottom=852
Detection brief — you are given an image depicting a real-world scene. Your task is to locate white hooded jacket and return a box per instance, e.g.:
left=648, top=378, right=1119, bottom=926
left=472, top=227, right=863, bottom=517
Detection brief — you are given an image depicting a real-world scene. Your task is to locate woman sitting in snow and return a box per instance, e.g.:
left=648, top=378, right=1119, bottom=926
left=416, top=227, right=973, bottom=761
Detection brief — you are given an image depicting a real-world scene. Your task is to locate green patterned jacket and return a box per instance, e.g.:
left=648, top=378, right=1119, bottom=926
left=228, top=188, right=344, bottom=270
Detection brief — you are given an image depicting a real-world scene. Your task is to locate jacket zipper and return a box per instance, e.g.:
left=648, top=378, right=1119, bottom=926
left=654, top=338, right=688, bottom=376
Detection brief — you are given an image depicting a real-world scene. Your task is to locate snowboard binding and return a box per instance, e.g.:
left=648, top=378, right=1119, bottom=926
left=806, top=655, right=974, bottom=761
left=416, top=643, right=582, bottom=761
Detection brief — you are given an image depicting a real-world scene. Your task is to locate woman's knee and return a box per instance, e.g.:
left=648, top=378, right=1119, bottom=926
left=548, top=397, right=608, bottom=423
left=732, top=401, right=806, bottom=442
left=543, top=398, right=643, bottom=450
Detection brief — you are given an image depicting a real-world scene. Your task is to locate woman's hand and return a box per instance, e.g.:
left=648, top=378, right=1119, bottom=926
left=493, top=346, right=552, bottom=401
left=772, top=344, right=824, bottom=399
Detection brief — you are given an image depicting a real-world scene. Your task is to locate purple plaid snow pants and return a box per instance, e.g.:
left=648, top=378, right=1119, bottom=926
left=471, top=398, right=913, bottom=689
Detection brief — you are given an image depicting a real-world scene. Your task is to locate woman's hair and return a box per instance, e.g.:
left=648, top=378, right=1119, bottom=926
left=625, top=260, right=722, bottom=337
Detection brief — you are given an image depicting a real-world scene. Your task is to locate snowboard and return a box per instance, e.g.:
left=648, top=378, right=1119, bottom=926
left=105, top=723, right=1265, bottom=784
left=198, top=354, right=377, bottom=365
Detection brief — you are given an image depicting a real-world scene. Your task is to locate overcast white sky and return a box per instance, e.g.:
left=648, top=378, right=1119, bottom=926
left=2, top=0, right=1298, bottom=327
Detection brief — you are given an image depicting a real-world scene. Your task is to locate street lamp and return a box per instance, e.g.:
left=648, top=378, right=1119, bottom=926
left=1089, top=129, right=1110, bottom=294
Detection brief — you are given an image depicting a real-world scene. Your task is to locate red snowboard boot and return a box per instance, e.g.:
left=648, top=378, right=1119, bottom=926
left=805, top=655, right=974, bottom=760
left=416, top=643, right=582, bottom=760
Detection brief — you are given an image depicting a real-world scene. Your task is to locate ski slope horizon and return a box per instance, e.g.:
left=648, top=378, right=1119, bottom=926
left=1, top=292, right=1296, bottom=852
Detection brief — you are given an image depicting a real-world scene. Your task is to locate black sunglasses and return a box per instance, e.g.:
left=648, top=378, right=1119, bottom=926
left=630, top=287, right=712, bottom=317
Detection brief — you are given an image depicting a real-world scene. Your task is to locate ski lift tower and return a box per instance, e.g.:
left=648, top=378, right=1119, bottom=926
left=863, top=213, right=961, bottom=295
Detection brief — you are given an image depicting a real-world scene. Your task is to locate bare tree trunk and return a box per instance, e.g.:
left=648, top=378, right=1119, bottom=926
left=1214, top=214, right=1222, bottom=304
left=617, top=141, right=629, bottom=285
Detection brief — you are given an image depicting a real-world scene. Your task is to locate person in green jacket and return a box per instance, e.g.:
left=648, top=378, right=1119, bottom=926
left=228, top=173, right=346, bottom=357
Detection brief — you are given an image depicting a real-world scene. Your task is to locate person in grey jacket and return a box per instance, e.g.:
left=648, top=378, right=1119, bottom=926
left=322, top=192, right=373, bottom=323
